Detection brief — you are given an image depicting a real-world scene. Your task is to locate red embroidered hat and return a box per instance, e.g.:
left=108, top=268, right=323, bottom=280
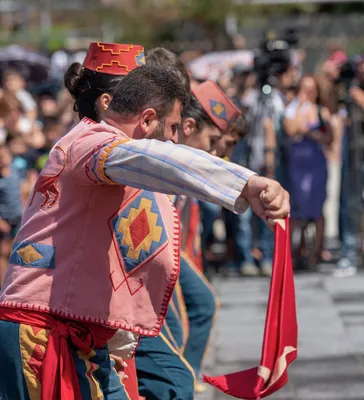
left=83, top=42, right=145, bottom=75
left=192, top=81, right=241, bottom=133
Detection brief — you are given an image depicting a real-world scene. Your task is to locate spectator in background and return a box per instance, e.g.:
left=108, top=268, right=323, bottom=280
left=215, top=115, right=247, bottom=160
left=331, top=56, right=364, bottom=278
left=50, top=48, right=71, bottom=82
left=247, top=63, right=294, bottom=181
left=230, top=66, right=256, bottom=113
left=284, top=75, right=333, bottom=270
left=57, top=88, right=79, bottom=134
left=276, top=64, right=297, bottom=104
left=37, top=92, right=60, bottom=122
left=221, top=115, right=259, bottom=276
left=317, top=56, right=343, bottom=115
left=5, top=134, right=28, bottom=179
left=317, top=56, right=346, bottom=260
left=0, top=92, right=32, bottom=144
left=350, top=57, right=364, bottom=112
left=242, top=64, right=293, bottom=276
left=5, top=134, right=37, bottom=207
left=24, top=116, right=62, bottom=173
left=0, top=91, right=45, bottom=149
left=2, top=69, right=37, bottom=122
left=0, top=144, right=23, bottom=286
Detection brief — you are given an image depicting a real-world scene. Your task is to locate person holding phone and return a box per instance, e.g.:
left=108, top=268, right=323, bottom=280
left=284, top=75, right=333, bottom=269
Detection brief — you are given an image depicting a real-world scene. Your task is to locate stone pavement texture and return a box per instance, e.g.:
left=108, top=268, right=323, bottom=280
left=198, top=272, right=364, bottom=400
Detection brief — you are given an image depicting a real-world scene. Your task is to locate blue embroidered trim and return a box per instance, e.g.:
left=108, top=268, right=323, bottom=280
left=10, top=241, right=56, bottom=269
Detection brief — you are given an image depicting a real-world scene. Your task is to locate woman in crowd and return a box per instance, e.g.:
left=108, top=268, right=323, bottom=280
left=284, top=75, right=333, bottom=269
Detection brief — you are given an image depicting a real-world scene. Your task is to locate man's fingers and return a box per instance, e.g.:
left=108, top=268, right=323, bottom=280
left=260, top=189, right=276, bottom=204
left=248, top=197, right=266, bottom=221
left=110, top=354, right=128, bottom=369
left=262, top=187, right=289, bottom=207
left=265, top=209, right=289, bottom=219
left=263, top=194, right=284, bottom=212
left=247, top=177, right=290, bottom=220
left=265, top=197, right=290, bottom=219
left=260, top=182, right=281, bottom=203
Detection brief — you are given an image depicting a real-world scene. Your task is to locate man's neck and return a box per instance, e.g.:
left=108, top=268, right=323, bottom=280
left=103, top=114, right=137, bottom=139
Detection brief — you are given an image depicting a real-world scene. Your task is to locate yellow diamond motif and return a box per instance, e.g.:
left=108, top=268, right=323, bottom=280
left=117, top=198, right=163, bottom=260
left=213, top=103, right=224, bottom=116
left=16, top=245, right=43, bottom=264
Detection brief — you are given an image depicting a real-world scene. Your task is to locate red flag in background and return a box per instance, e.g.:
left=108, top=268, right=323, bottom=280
left=203, top=217, right=297, bottom=399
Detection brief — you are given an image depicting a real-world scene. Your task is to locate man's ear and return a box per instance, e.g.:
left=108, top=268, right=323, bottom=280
left=182, top=117, right=197, bottom=137
left=140, top=108, right=159, bottom=135
left=98, top=93, right=113, bottom=112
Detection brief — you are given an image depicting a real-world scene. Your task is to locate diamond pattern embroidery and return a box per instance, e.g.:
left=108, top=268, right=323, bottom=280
left=112, top=193, right=167, bottom=274
left=210, top=100, right=227, bottom=120
left=129, top=209, right=151, bottom=249
left=16, top=245, right=43, bottom=265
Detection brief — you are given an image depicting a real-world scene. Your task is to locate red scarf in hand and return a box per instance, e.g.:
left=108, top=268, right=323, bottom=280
left=203, top=217, right=297, bottom=399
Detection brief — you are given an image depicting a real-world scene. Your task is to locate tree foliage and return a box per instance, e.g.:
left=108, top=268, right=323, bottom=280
left=3, top=0, right=364, bottom=51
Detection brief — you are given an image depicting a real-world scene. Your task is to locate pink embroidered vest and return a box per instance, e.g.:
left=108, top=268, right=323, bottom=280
left=0, top=119, right=180, bottom=336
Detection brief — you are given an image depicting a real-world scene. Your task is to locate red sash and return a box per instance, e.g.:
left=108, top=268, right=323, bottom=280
left=184, top=198, right=203, bottom=272
left=203, top=217, right=297, bottom=399
left=124, top=357, right=140, bottom=400
left=0, top=308, right=115, bottom=400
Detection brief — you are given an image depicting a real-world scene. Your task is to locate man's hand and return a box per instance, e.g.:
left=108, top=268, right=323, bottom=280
left=110, top=354, right=128, bottom=381
left=242, top=176, right=290, bottom=222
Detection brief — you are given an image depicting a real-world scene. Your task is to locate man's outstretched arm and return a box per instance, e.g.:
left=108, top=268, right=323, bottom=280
left=101, top=138, right=290, bottom=219
left=70, top=124, right=289, bottom=220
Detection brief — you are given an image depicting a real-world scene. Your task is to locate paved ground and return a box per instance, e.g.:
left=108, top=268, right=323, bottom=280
left=198, top=270, right=364, bottom=400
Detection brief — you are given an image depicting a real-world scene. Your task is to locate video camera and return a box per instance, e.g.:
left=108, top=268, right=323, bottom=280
left=335, top=56, right=364, bottom=106
left=254, top=28, right=298, bottom=91
left=339, top=59, right=358, bottom=92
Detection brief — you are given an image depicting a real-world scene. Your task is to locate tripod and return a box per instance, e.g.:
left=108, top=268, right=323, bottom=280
left=346, top=99, right=364, bottom=268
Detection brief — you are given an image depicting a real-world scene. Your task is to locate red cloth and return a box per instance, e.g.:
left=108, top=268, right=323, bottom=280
left=0, top=308, right=115, bottom=400
left=203, top=217, right=297, bottom=399
left=123, top=357, right=140, bottom=400
left=184, top=199, right=203, bottom=272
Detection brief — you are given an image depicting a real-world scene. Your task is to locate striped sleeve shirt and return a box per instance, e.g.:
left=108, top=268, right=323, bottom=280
left=71, top=120, right=256, bottom=214
left=103, top=139, right=255, bottom=214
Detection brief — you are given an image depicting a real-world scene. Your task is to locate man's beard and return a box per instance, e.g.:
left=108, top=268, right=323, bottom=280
left=148, top=121, right=167, bottom=142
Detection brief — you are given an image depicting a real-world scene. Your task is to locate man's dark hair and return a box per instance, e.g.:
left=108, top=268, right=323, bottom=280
left=228, top=114, right=248, bottom=138
left=64, top=62, right=124, bottom=121
left=108, top=65, right=189, bottom=118
left=182, top=95, right=215, bottom=132
left=146, top=47, right=191, bottom=93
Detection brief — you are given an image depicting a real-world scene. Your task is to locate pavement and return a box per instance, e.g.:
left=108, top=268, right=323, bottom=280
left=198, top=270, right=364, bottom=400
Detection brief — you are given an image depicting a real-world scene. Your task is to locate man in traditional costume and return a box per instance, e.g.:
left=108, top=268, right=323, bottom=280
left=0, top=40, right=289, bottom=400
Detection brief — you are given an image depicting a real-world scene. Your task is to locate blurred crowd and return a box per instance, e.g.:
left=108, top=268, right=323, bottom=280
left=0, top=64, right=78, bottom=283
left=0, top=44, right=364, bottom=285
left=201, top=46, right=364, bottom=279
